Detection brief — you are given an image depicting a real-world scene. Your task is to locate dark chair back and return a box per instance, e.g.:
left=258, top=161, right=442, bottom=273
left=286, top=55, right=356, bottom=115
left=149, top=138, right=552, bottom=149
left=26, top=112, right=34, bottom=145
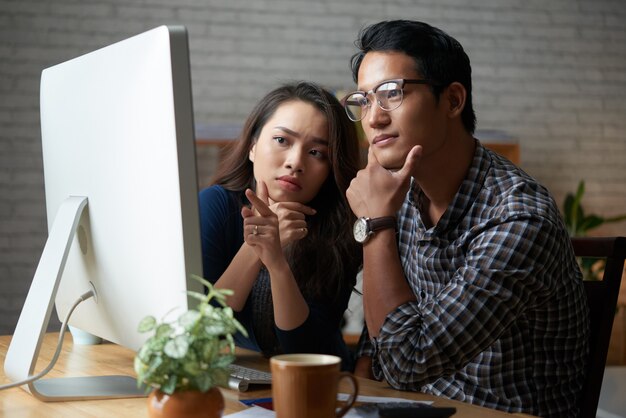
left=571, top=237, right=626, bottom=418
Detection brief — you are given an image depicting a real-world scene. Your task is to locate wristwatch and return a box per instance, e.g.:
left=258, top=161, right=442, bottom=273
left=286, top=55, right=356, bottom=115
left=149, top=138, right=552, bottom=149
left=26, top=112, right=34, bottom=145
left=353, top=216, right=397, bottom=244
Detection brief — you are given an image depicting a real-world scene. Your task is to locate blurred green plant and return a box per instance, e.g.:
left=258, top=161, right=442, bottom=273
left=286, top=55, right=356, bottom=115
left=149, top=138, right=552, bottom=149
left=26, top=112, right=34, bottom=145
left=563, top=181, right=626, bottom=237
left=563, top=180, right=626, bottom=279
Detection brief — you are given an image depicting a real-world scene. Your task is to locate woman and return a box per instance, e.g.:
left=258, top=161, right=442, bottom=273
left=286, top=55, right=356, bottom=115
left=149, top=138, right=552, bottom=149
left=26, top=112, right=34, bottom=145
left=198, top=81, right=362, bottom=369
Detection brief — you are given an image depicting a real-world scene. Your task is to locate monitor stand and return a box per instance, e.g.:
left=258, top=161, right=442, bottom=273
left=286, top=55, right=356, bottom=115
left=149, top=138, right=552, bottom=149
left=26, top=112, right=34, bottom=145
left=3, top=196, right=147, bottom=401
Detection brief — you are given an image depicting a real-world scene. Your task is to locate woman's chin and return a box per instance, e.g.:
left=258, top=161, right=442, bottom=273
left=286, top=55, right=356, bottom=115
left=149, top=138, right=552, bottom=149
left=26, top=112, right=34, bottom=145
left=271, top=189, right=303, bottom=204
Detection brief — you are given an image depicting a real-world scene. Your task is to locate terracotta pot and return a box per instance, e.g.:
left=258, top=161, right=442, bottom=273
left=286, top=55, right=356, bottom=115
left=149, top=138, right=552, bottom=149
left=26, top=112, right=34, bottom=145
left=147, top=387, right=225, bottom=418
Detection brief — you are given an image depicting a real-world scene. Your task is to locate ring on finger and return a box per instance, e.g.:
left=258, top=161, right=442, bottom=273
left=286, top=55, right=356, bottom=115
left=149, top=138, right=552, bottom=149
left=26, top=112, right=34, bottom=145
left=253, top=225, right=258, bottom=235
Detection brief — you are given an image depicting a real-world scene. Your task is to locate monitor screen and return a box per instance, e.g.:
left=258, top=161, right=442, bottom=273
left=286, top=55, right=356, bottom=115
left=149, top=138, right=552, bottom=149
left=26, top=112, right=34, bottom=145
left=4, top=25, right=204, bottom=400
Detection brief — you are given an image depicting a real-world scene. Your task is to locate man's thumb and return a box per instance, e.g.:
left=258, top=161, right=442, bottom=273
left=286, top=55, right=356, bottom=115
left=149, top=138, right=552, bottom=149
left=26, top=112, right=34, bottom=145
left=398, top=145, right=422, bottom=178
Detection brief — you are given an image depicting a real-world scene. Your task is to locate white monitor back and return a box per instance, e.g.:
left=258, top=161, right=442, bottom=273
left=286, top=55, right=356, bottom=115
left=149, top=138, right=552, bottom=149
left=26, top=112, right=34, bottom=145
left=40, top=25, right=203, bottom=351
left=4, top=25, right=203, bottom=401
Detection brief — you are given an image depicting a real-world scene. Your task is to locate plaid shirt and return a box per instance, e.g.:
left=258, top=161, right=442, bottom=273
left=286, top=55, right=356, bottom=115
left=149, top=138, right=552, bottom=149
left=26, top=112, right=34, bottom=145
left=357, top=141, right=589, bottom=417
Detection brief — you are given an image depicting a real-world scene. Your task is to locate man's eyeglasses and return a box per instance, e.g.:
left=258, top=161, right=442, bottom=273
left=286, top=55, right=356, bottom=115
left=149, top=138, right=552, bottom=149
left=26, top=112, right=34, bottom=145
left=341, top=78, right=438, bottom=122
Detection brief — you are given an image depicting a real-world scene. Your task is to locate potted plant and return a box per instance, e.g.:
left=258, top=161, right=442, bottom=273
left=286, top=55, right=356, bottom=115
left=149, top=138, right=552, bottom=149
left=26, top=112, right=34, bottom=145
left=563, top=180, right=626, bottom=279
left=134, top=275, right=247, bottom=418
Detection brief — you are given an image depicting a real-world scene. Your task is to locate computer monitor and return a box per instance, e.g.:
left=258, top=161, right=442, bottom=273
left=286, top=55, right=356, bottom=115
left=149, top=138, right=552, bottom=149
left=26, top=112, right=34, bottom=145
left=3, top=25, right=204, bottom=401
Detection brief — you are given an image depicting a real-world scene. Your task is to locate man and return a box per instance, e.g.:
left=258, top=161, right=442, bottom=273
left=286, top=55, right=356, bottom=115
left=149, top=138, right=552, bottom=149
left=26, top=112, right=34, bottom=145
left=344, top=20, right=588, bottom=417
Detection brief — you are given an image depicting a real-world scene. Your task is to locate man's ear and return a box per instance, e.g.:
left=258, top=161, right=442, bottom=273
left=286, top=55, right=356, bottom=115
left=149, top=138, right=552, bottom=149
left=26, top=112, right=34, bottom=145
left=445, top=82, right=466, bottom=118
left=248, top=143, right=256, bottom=163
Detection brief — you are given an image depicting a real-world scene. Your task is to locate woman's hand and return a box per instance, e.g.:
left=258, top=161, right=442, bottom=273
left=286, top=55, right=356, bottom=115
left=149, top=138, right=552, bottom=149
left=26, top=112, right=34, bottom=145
left=242, top=181, right=310, bottom=330
left=268, top=199, right=315, bottom=248
left=242, top=182, right=289, bottom=269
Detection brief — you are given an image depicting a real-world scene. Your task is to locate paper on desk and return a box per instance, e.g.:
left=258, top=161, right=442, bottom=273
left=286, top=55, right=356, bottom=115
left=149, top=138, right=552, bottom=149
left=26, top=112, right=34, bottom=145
left=224, top=406, right=275, bottom=417
left=224, top=395, right=432, bottom=418
left=338, top=393, right=433, bottom=404
left=225, top=407, right=418, bottom=418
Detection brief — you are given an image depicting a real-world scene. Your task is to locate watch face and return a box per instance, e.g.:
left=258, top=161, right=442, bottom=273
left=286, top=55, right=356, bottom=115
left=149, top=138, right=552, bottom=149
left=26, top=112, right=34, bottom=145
left=353, top=218, right=369, bottom=243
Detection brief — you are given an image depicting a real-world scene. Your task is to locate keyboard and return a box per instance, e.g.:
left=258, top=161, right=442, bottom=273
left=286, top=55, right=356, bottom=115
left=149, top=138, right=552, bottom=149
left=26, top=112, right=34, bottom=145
left=227, top=363, right=272, bottom=392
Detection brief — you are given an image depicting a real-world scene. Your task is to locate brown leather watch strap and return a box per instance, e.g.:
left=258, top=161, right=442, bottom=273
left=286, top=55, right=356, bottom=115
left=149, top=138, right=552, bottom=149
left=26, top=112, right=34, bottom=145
left=369, top=216, right=396, bottom=232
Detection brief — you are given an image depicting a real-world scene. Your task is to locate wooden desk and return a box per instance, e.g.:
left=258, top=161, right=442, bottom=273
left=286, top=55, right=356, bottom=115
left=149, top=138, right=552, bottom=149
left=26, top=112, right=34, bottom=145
left=0, top=334, right=533, bottom=417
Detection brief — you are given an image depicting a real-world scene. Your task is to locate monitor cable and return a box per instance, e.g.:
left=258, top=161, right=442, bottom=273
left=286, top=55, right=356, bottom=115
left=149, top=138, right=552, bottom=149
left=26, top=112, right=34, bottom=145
left=0, top=290, right=95, bottom=391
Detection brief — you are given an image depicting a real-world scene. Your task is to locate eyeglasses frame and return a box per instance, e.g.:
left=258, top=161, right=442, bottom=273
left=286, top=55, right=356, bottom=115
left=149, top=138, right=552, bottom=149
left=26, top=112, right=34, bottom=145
left=341, top=78, right=440, bottom=122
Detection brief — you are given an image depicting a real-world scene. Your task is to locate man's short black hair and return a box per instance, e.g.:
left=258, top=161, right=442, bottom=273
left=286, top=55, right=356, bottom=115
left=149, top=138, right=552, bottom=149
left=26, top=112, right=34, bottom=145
left=351, top=20, right=477, bottom=134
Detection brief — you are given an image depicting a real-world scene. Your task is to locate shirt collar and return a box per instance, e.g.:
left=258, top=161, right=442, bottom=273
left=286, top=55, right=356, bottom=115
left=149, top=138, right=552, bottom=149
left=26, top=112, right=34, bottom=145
left=409, top=139, right=492, bottom=233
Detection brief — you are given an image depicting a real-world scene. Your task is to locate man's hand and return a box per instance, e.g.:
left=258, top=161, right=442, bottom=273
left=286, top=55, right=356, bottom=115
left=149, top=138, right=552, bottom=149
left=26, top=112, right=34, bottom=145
left=348, top=146, right=421, bottom=337
left=346, top=145, right=422, bottom=218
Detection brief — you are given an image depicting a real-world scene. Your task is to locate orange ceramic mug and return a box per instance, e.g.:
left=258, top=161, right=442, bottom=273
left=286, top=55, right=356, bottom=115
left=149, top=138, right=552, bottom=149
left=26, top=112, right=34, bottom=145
left=270, top=354, right=358, bottom=418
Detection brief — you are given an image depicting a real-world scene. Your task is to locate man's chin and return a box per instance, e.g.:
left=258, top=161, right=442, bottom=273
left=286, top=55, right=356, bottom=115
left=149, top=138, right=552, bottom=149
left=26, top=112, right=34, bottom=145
left=373, top=149, right=405, bottom=171
left=377, top=158, right=404, bottom=172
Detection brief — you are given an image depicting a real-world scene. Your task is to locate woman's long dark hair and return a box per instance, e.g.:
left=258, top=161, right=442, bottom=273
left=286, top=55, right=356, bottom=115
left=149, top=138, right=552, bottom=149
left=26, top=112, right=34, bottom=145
left=212, top=81, right=362, bottom=302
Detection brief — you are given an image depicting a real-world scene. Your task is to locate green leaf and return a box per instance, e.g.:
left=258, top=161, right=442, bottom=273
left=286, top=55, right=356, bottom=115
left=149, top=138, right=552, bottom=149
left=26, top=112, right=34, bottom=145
left=199, top=303, right=215, bottom=316
left=146, top=355, right=164, bottom=377
left=208, top=292, right=227, bottom=307
left=195, top=373, right=213, bottom=393
left=221, top=306, right=233, bottom=318
left=233, top=318, right=248, bottom=337
left=570, top=181, right=585, bottom=235
left=215, top=289, right=235, bottom=296
left=211, top=367, right=230, bottom=387
left=136, top=341, right=154, bottom=362
left=133, top=356, right=148, bottom=379
left=137, top=316, right=157, bottom=333
left=164, top=336, right=189, bottom=359
left=191, top=274, right=213, bottom=289
left=187, top=290, right=209, bottom=303
left=183, top=360, right=201, bottom=376
left=223, top=335, right=235, bottom=353
left=212, top=353, right=235, bottom=369
left=580, top=257, right=597, bottom=270
left=204, top=323, right=227, bottom=335
left=155, top=323, right=173, bottom=339
left=149, top=336, right=167, bottom=353
left=179, top=310, right=201, bottom=330
left=574, top=180, right=585, bottom=210
left=161, top=374, right=178, bottom=395
left=578, top=215, right=604, bottom=233
left=200, top=339, right=218, bottom=361
left=604, top=214, right=626, bottom=224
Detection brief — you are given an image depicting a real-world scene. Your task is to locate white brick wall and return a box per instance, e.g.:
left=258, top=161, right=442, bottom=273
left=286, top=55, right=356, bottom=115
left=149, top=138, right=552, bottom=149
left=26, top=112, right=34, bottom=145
left=1, top=0, right=625, bottom=334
